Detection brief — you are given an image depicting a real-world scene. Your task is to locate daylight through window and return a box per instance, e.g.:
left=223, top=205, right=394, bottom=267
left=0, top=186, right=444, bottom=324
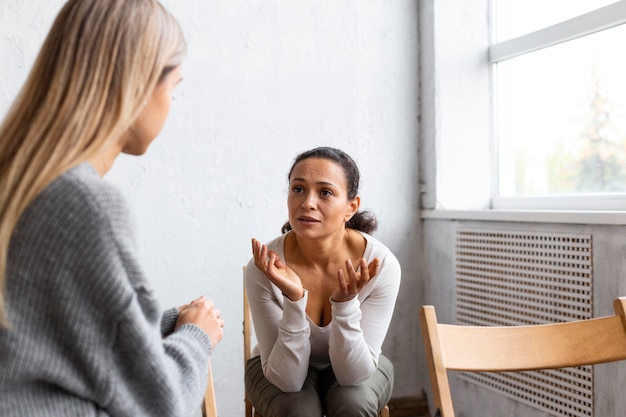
left=492, top=1, right=626, bottom=206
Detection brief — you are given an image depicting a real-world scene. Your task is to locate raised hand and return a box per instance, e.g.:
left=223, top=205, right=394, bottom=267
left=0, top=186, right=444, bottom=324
left=331, top=257, right=380, bottom=302
left=252, top=238, right=304, bottom=301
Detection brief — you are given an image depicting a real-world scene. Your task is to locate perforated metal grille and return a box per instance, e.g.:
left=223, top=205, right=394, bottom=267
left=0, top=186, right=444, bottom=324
left=455, top=228, right=593, bottom=417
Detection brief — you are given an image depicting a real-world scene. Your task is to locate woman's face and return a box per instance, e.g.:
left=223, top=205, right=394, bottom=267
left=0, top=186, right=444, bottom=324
left=287, top=157, right=360, bottom=239
left=121, top=65, right=183, bottom=155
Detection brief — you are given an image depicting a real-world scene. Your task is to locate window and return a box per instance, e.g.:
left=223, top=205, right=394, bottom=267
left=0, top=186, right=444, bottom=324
left=492, top=1, right=626, bottom=209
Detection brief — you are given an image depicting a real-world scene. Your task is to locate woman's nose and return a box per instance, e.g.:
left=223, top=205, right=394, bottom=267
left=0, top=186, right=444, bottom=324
left=301, top=193, right=316, bottom=209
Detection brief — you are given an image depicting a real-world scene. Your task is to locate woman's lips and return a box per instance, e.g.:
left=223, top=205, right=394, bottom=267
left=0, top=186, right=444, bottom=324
left=297, top=216, right=320, bottom=224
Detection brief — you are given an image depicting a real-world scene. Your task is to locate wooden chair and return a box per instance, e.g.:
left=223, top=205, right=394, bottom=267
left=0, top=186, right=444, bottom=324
left=202, top=360, right=218, bottom=417
left=244, top=269, right=390, bottom=417
left=243, top=273, right=255, bottom=417
left=419, top=297, right=626, bottom=417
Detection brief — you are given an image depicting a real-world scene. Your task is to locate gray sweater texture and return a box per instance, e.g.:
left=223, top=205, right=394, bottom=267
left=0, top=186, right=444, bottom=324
left=0, top=163, right=212, bottom=416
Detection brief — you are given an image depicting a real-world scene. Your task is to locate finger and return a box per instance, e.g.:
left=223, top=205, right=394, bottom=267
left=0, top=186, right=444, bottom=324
left=188, top=295, right=206, bottom=307
left=254, top=242, right=268, bottom=270
left=368, top=257, right=380, bottom=278
left=358, top=259, right=373, bottom=290
left=268, top=250, right=285, bottom=268
left=194, top=295, right=206, bottom=302
left=360, top=259, right=371, bottom=282
left=199, top=297, right=214, bottom=307
left=266, top=252, right=279, bottom=277
left=337, top=269, right=348, bottom=293
left=260, top=244, right=268, bottom=268
left=252, top=239, right=262, bottom=264
left=345, top=259, right=358, bottom=290
left=345, top=259, right=354, bottom=275
left=346, top=258, right=357, bottom=273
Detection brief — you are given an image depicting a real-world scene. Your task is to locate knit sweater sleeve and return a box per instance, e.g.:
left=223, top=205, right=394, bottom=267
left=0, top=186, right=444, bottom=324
left=78, top=169, right=213, bottom=416
left=108, top=297, right=212, bottom=416
left=0, top=164, right=211, bottom=417
left=160, top=307, right=180, bottom=337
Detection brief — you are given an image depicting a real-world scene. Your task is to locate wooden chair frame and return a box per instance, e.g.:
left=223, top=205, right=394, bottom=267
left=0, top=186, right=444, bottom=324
left=419, top=297, right=626, bottom=417
left=244, top=274, right=255, bottom=417
left=244, top=270, right=389, bottom=417
left=202, top=360, right=218, bottom=417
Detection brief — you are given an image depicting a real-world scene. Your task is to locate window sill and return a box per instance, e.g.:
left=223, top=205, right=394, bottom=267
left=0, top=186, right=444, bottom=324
left=420, top=209, right=626, bottom=225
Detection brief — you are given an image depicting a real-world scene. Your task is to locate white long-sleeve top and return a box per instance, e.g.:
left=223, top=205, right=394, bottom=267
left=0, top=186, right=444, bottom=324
left=244, top=231, right=401, bottom=392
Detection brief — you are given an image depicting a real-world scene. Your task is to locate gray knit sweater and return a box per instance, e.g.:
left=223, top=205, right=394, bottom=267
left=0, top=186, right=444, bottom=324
left=0, top=163, right=212, bottom=416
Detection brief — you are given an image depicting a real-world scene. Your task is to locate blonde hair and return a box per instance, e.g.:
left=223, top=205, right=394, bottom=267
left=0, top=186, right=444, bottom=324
left=0, top=0, right=186, bottom=327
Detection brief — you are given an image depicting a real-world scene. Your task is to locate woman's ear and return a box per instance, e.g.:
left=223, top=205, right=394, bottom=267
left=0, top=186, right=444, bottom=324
left=345, top=196, right=361, bottom=222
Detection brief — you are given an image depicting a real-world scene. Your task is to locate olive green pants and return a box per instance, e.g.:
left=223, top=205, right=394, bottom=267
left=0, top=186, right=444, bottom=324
left=245, top=354, right=394, bottom=417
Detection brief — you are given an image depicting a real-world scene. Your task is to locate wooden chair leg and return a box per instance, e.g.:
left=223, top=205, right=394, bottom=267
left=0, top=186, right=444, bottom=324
left=201, top=360, right=217, bottom=417
left=245, top=399, right=252, bottom=417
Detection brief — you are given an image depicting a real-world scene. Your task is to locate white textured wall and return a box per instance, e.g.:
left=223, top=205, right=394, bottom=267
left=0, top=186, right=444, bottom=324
left=1, top=1, right=420, bottom=414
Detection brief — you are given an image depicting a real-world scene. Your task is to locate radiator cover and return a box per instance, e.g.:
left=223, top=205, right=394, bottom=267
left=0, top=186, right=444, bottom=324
left=455, top=228, right=593, bottom=417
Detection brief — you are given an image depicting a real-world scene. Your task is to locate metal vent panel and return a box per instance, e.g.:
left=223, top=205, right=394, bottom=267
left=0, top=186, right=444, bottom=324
left=456, top=228, right=593, bottom=417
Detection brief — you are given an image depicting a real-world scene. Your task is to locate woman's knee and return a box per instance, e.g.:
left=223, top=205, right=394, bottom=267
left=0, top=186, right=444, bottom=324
left=246, top=358, right=322, bottom=417
left=267, top=395, right=322, bottom=417
left=326, top=387, right=379, bottom=417
left=326, top=355, right=394, bottom=417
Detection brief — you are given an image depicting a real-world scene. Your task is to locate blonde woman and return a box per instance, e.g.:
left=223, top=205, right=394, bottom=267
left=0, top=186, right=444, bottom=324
left=0, top=1, right=224, bottom=416
left=245, top=147, right=401, bottom=417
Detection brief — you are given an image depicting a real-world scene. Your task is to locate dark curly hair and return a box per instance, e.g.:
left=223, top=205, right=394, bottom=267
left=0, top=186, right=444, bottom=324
left=281, top=147, right=378, bottom=235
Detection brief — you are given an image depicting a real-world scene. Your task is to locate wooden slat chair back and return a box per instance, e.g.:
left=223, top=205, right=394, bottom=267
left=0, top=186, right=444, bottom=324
left=243, top=269, right=389, bottom=417
left=202, top=360, right=218, bottom=417
left=419, top=297, right=626, bottom=417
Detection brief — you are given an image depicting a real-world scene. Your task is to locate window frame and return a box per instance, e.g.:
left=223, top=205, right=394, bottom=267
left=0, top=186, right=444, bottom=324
left=490, top=0, right=626, bottom=211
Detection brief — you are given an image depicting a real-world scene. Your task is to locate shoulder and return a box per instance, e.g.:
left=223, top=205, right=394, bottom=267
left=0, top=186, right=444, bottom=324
left=13, top=162, right=136, bottom=280
left=51, top=163, right=128, bottom=218
left=360, top=231, right=401, bottom=278
left=360, top=232, right=398, bottom=263
left=11, top=163, right=137, bottom=316
left=266, top=233, right=287, bottom=252
left=30, top=163, right=132, bottom=238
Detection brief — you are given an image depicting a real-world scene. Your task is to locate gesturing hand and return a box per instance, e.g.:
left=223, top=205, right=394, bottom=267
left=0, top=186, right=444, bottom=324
left=252, top=238, right=304, bottom=301
left=331, top=257, right=380, bottom=303
left=176, top=295, right=225, bottom=349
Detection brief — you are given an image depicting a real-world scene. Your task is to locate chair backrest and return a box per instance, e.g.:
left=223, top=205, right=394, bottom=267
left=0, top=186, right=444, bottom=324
left=419, top=297, right=626, bottom=417
left=202, top=360, right=218, bottom=417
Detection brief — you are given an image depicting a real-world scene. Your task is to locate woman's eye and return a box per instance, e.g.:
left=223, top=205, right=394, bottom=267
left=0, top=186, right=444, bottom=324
left=292, top=186, right=304, bottom=193
left=321, top=189, right=332, bottom=197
